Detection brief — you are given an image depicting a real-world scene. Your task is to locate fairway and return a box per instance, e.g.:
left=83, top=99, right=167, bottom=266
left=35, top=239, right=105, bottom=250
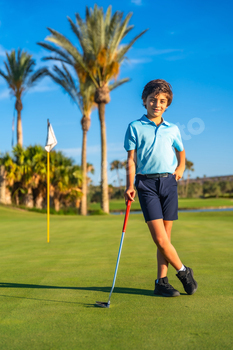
left=89, top=197, right=233, bottom=212
left=0, top=206, right=233, bottom=349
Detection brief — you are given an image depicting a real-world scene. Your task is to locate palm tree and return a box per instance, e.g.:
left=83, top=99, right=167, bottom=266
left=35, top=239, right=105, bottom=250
left=1, top=145, right=83, bottom=210
left=24, top=145, right=47, bottom=207
left=1, top=145, right=42, bottom=205
left=38, top=5, right=148, bottom=213
left=0, top=49, right=47, bottom=146
left=185, top=159, right=194, bottom=197
left=110, top=160, right=124, bottom=187
left=49, top=150, right=82, bottom=211
left=45, top=64, right=95, bottom=215
left=0, top=150, right=22, bottom=204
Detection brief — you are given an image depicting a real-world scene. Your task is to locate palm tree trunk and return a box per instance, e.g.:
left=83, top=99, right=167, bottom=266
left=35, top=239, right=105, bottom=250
left=15, top=99, right=23, bottom=147
left=98, top=103, right=109, bottom=213
left=80, top=114, right=91, bottom=216
left=80, top=129, right=87, bottom=215
left=54, top=197, right=60, bottom=211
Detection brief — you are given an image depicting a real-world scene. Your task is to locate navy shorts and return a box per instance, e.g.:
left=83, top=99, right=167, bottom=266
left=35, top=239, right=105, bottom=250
left=135, top=174, right=178, bottom=222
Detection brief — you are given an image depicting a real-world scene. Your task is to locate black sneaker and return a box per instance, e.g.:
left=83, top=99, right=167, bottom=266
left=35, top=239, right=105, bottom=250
left=176, top=266, right=198, bottom=295
left=154, top=277, right=180, bottom=297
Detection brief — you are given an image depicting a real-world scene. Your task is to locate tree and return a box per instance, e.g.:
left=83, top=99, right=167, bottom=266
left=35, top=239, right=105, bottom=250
left=203, top=181, right=221, bottom=198
left=218, top=181, right=231, bottom=196
left=45, top=64, right=95, bottom=215
left=0, top=49, right=47, bottom=146
left=110, top=160, right=124, bottom=187
left=184, top=159, right=194, bottom=198
left=0, top=150, right=22, bottom=204
left=0, top=145, right=45, bottom=206
left=0, top=146, right=82, bottom=209
left=49, top=150, right=82, bottom=211
left=38, top=5, right=148, bottom=213
left=186, top=182, right=203, bottom=198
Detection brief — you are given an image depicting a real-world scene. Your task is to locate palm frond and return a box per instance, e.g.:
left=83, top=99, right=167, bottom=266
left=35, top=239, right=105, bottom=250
left=46, top=63, right=95, bottom=116
left=67, top=17, right=84, bottom=51
left=46, top=28, right=85, bottom=67
left=45, top=27, right=98, bottom=87
left=47, top=65, right=82, bottom=110
left=21, top=58, right=35, bottom=81
left=42, top=56, right=71, bottom=65
left=108, top=78, right=130, bottom=91
left=6, top=51, right=17, bottom=79
left=55, top=64, right=77, bottom=91
left=104, top=6, right=112, bottom=29
left=85, top=8, right=98, bottom=55
left=109, top=13, right=133, bottom=56
left=105, top=11, right=123, bottom=49
left=27, top=67, right=48, bottom=88
left=98, top=7, right=105, bottom=50
left=122, top=25, right=134, bottom=39
left=0, top=69, right=9, bottom=81
left=116, top=29, right=149, bottom=62
left=4, top=61, right=12, bottom=78
left=69, top=16, right=92, bottom=56
left=38, top=42, right=74, bottom=64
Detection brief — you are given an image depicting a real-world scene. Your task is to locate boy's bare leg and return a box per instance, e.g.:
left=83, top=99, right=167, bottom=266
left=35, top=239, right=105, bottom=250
left=147, top=219, right=182, bottom=272
left=157, top=220, right=173, bottom=279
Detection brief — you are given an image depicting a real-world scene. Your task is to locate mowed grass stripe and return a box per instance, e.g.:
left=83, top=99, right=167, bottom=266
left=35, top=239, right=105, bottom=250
left=0, top=207, right=232, bottom=349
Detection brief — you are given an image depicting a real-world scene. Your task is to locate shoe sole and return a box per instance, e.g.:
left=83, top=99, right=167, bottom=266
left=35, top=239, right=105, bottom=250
left=154, top=290, right=180, bottom=297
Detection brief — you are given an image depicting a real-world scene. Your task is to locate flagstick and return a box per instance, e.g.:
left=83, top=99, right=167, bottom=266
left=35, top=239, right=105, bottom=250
left=45, top=119, right=57, bottom=243
left=47, top=151, right=50, bottom=243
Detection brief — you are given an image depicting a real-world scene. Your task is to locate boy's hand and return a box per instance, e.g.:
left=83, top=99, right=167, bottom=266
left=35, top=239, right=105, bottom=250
left=124, top=187, right=136, bottom=204
left=173, top=166, right=185, bottom=181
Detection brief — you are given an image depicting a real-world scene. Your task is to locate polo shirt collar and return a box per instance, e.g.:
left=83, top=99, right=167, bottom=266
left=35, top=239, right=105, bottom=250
left=140, top=114, right=170, bottom=126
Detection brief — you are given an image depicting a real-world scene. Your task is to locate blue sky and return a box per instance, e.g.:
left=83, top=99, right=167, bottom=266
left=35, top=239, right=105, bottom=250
left=0, top=0, right=233, bottom=185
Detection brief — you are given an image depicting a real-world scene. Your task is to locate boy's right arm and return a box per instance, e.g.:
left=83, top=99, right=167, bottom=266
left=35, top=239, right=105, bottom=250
left=124, top=149, right=136, bottom=203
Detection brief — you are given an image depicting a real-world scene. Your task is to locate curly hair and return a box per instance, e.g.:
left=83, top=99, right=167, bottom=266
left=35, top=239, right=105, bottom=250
left=141, top=79, right=173, bottom=108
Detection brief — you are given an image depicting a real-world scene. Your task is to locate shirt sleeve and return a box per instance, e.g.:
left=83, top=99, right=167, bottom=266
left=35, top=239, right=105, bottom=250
left=124, top=124, right=137, bottom=151
left=172, top=126, right=184, bottom=152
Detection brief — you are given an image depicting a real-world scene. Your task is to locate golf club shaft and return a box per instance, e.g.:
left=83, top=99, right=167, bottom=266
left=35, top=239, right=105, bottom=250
left=107, top=200, right=132, bottom=304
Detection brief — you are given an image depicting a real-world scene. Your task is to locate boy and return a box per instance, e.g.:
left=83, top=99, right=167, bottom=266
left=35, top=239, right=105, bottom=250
left=124, top=79, right=197, bottom=297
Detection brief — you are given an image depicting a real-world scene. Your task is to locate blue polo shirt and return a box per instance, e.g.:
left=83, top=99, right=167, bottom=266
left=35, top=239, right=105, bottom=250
left=124, top=114, right=184, bottom=174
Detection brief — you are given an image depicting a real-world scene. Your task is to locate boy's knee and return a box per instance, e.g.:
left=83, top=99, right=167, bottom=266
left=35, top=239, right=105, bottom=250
left=154, top=236, right=168, bottom=251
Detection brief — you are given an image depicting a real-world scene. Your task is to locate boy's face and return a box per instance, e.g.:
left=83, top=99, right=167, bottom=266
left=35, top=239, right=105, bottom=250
left=144, top=92, right=168, bottom=119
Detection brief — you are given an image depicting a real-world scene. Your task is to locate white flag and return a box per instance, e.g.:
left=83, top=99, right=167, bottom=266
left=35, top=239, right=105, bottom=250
left=45, top=123, right=57, bottom=152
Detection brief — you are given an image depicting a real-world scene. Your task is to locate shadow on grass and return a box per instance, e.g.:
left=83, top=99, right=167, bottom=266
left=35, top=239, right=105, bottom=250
left=0, top=282, right=153, bottom=297
left=0, top=294, right=82, bottom=304
left=0, top=283, right=187, bottom=307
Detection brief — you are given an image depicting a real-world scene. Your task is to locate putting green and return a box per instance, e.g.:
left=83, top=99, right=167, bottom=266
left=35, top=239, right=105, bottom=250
left=0, top=206, right=232, bottom=349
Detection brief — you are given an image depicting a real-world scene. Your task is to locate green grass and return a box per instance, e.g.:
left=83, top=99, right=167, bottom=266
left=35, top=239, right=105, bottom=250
left=89, top=197, right=233, bottom=212
left=0, top=206, right=233, bottom=349
left=178, top=197, right=233, bottom=209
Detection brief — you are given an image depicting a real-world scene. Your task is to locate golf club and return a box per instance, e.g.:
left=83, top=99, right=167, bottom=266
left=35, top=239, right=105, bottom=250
left=95, top=199, right=132, bottom=308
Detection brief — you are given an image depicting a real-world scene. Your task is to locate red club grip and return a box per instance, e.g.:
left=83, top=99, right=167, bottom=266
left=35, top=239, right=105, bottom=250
left=122, top=200, right=132, bottom=232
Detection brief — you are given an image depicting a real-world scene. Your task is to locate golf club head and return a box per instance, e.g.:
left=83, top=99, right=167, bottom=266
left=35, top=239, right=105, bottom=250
left=95, top=301, right=110, bottom=308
